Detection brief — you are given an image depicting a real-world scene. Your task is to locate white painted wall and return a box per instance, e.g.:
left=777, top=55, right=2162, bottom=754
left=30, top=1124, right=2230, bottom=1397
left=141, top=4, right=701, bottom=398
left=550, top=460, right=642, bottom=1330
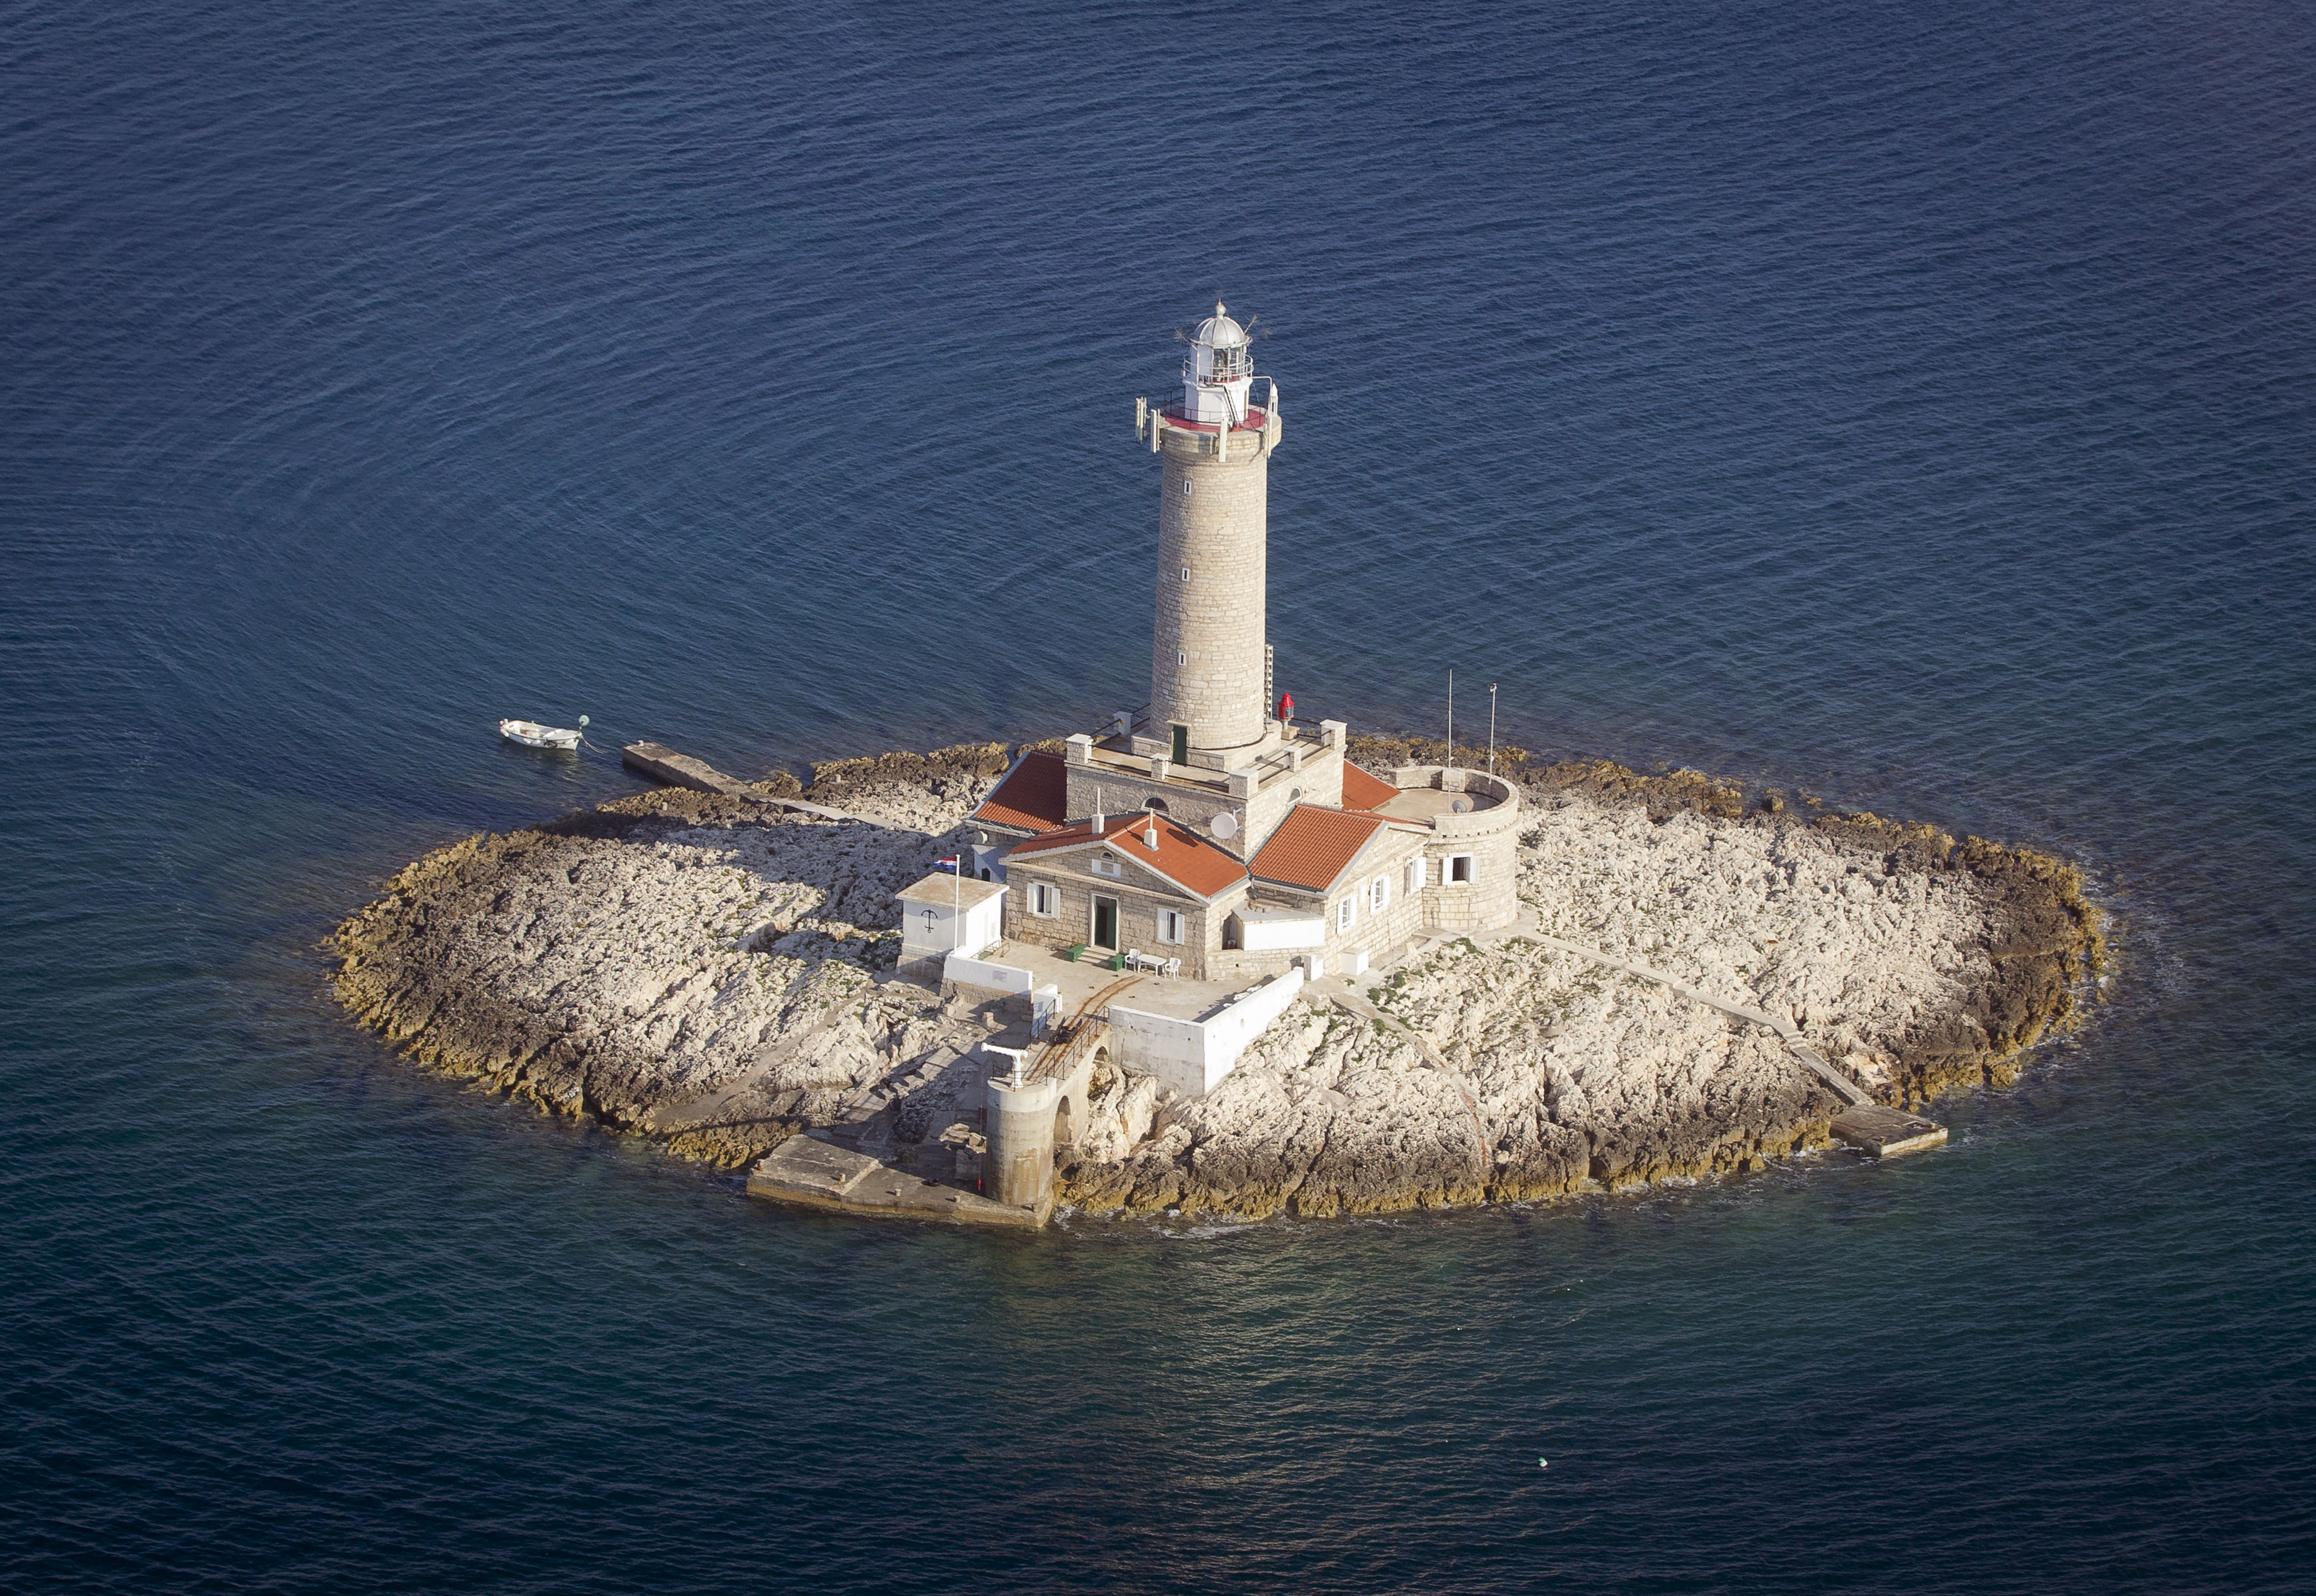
left=1108, top=968, right=1306, bottom=1098
left=943, top=952, right=1033, bottom=994
left=903, top=887, right=1007, bottom=964
left=1240, top=912, right=1325, bottom=951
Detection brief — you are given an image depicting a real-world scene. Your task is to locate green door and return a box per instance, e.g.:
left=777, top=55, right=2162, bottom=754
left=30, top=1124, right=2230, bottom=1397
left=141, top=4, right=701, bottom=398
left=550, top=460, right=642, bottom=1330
left=1171, top=724, right=1189, bottom=765
left=1091, top=894, right=1120, bottom=950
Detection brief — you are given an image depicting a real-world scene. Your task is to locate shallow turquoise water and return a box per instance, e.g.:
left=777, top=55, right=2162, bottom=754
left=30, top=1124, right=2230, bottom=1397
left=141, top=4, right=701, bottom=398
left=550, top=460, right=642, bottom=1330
left=4, top=1, right=2313, bottom=1589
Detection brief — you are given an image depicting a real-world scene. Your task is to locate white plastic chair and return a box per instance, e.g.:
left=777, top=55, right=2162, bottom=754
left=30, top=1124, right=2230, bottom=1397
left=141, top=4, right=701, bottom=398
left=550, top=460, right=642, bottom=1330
left=1162, top=956, right=1181, bottom=980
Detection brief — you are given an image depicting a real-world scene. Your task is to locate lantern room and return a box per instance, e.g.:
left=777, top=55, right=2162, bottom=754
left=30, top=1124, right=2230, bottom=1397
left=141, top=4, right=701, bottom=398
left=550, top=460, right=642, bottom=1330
left=1181, top=301, right=1255, bottom=426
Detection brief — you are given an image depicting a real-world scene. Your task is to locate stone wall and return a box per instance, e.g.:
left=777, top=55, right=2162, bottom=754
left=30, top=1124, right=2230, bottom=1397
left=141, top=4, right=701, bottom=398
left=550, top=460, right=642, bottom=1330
left=1394, top=768, right=1526, bottom=934
left=1323, top=828, right=1433, bottom=969
left=1152, top=426, right=1269, bottom=752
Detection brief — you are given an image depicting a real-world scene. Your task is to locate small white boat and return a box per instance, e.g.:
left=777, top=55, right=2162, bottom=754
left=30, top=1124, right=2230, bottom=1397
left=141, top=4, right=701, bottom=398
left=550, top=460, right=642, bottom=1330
left=500, top=715, right=586, bottom=750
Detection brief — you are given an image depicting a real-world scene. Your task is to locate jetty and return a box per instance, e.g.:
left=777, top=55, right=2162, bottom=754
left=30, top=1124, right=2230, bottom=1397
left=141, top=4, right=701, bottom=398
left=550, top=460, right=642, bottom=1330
left=622, top=740, right=870, bottom=824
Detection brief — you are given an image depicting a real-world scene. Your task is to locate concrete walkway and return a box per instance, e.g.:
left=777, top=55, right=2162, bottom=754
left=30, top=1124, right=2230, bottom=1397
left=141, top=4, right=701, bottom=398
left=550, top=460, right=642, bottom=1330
left=1376, top=914, right=1943, bottom=1155
left=1521, top=928, right=1874, bottom=1109
left=622, top=741, right=875, bottom=825
left=1305, top=978, right=1492, bottom=1172
left=1383, top=907, right=1874, bottom=1110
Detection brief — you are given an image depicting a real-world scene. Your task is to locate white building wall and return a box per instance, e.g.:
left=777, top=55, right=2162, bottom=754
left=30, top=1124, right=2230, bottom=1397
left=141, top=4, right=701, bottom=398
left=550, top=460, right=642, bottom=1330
left=1107, top=968, right=1306, bottom=1098
left=900, top=888, right=1007, bottom=964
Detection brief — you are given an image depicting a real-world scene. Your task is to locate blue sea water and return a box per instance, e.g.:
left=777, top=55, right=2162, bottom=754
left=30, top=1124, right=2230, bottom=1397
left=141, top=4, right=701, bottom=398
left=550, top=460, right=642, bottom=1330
left=4, top=0, right=2314, bottom=1588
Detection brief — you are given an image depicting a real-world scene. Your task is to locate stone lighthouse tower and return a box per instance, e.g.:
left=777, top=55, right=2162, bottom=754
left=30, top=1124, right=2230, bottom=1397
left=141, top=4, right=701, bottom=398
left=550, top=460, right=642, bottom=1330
left=1137, top=302, right=1284, bottom=764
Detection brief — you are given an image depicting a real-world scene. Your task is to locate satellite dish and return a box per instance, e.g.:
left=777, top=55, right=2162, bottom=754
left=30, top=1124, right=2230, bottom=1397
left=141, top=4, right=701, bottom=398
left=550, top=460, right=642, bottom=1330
left=578, top=715, right=590, bottom=726
left=1452, top=796, right=1474, bottom=814
left=1211, top=811, right=1238, bottom=840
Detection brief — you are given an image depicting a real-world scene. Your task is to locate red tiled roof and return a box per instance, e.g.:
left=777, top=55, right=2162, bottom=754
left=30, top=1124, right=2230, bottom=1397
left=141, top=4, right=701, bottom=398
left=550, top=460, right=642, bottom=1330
left=1004, top=813, right=1248, bottom=900
left=1340, top=761, right=1398, bottom=812
left=971, top=750, right=1068, bottom=834
left=1247, top=806, right=1391, bottom=893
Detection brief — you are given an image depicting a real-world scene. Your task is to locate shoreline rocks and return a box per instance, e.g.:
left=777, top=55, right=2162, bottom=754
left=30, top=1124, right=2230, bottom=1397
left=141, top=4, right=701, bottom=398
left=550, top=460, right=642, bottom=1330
left=328, top=739, right=2103, bottom=1220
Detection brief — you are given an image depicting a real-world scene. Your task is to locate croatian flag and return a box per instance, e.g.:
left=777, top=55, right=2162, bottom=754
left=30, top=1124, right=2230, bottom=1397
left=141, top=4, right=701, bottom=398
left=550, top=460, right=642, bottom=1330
left=934, top=856, right=960, bottom=873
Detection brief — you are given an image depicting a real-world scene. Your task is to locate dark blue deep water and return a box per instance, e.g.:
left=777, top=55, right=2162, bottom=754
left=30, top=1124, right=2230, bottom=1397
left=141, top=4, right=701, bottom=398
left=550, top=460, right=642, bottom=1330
left=5, top=2, right=2313, bottom=1589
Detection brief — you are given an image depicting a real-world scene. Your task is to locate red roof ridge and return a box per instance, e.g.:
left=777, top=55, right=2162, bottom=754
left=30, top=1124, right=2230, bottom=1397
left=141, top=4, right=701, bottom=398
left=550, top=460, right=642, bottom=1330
left=1005, top=812, right=1247, bottom=899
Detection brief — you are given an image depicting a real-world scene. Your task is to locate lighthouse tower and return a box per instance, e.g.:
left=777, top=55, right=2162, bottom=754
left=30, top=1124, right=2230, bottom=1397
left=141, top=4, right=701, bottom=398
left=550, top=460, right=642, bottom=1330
left=1138, top=302, right=1283, bottom=762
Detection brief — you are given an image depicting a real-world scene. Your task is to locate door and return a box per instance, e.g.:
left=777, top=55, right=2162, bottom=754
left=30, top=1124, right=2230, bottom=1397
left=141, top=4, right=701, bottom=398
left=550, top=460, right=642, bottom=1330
left=1171, top=724, right=1189, bottom=765
left=1090, top=894, right=1120, bottom=951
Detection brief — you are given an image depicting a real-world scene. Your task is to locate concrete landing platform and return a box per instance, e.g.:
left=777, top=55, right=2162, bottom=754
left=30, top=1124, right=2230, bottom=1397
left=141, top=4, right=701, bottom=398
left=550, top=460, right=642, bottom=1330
left=624, top=740, right=746, bottom=795
left=622, top=741, right=868, bottom=824
left=745, top=1132, right=1044, bottom=1227
left=1830, top=1105, right=1949, bottom=1157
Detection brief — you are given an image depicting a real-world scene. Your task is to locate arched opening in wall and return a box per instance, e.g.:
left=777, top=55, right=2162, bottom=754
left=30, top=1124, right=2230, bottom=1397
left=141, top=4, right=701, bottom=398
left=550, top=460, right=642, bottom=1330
left=1222, top=912, right=1243, bottom=950
left=1143, top=796, right=1169, bottom=812
left=1053, top=1095, right=1075, bottom=1158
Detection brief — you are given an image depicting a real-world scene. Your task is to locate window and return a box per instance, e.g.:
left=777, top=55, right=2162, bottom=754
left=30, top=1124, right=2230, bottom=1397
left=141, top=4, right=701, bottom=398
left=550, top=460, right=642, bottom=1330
left=1158, top=910, right=1185, bottom=944
left=1181, top=566, right=1191, bottom=582
left=1448, top=854, right=1474, bottom=884
left=1370, top=874, right=1389, bottom=912
left=1337, top=896, right=1355, bottom=932
left=1029, top=882, right=1057, bottom=917
left=1405, top=858, right=1424, bottom=895
left=1181, top=480, right=1193, bottom=497
left=1092, top=856, right=1122, bottom=878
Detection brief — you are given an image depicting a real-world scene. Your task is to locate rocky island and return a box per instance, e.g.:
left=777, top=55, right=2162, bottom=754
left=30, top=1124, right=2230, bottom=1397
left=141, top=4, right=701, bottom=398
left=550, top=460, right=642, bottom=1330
left=332, top=305, right=2101, bottom=1223
left=330, top=734, right=2101, bottom=1222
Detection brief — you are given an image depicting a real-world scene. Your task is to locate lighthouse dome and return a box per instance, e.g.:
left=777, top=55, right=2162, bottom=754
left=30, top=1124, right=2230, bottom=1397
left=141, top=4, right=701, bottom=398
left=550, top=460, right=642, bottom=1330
left=1195, top=302, right=1249, bottom=348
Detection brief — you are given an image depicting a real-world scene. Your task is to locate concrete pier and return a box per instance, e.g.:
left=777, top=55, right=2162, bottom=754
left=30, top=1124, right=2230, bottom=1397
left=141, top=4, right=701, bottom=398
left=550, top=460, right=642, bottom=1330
left=1830, top=1105, right=1950, bottom=1157
left=622, top=740, right=744, bottom=795
left=622, top=740, right=866, bottom=823
left=746, top=1131, right=1042, bottom=1227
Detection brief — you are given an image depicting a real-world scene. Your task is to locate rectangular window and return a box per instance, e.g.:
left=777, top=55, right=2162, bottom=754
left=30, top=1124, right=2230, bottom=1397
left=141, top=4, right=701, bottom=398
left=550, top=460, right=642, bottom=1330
left=1449, top=854, right=1474, bottom=884
left=1336, top=896, right=1355, bottom=933
left=1405, top=858, right=1424, bottom=894
left=1029, top=882, right=1057, bottom=917
left=1370, top=875, right=1389, bottom=912
left=1092, top=856, right=1122, bottom=878
left=1158, top=909, right=1184, bottom=944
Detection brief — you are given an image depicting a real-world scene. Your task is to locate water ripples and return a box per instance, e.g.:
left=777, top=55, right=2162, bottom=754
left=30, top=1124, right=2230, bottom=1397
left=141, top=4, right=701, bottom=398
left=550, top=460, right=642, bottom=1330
left=5, top=0, right=2315, bottom=1589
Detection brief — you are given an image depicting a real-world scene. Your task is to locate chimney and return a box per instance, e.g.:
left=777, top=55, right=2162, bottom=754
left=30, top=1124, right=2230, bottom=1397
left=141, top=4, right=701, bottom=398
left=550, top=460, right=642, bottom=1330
left=1144, top=818, right=1159, bottom=850
left=1093, top=789, right=1105, bottom=834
